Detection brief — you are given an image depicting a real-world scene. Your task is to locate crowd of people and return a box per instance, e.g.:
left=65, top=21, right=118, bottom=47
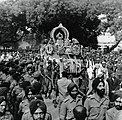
left=0, top=48, right=121, bottom=120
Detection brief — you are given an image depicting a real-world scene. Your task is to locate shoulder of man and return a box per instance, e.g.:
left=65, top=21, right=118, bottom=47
left=23, top=109, right=31, bottom=116
left=86, top=94, right=95, bottom=100
left=106, top=107, right=115, bottom=114
left=21, top=99, right=28, bottom=104
left=45, top=112, right=52, bottom=119
left=22, top=109, right=33, bottom=120
left=63, top=95, right=71, bottom=103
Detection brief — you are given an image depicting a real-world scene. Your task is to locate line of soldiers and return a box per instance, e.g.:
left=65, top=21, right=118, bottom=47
left=0, top=49, right=122, bottom=120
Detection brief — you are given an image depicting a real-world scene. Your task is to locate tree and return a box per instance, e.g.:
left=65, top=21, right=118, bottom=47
left=0, top=0, right=104, bottom=48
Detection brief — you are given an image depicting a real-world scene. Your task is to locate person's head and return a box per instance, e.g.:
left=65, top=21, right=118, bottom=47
left=73, top=105, right=87, bottom=120
left=62, top=71, right=67, bottom=78
left=25, top=86, right=34, bottom=101
left=32, top=82, right=42, bottom=95
left=2, top=67, right=9, bottom=75
left=111, top=72, right=116, bottom=78
left=92, top=77, right=105, bottom=98
left=67, top=82, right=78, bottom=99
left=27, top=64, right=33, bottom=75
left=18, top=77, right=24, bottom=88
left=114, top=96, right=122, bottom=110
left=102, top=61, right=106, bottom=68
left=12, top=72, right=21, bottom=82
left=0, top=96, right=7, bottom=115
left=29, top=99, right=47, bottom=120
left=22, top=81, right=31, bottom=90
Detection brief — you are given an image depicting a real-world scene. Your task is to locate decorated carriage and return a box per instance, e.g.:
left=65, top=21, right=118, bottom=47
left=40, top=23, right=83, bottom=76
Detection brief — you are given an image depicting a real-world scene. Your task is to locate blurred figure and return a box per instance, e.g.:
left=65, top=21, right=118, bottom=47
left=0, top=96, right=14, bottom=120
left=107, top=72, right=121, bottom=102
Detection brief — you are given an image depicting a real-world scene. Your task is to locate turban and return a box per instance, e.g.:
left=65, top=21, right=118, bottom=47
left=22, top=81, right=31, bottom=90
left=32, top=82, right=42, bottom=94
left=92, top=77, right=105, bottom=91
left=29, top=99, right=47, bottom=115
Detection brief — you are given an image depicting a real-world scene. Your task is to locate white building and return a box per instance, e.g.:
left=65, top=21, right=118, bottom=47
left=97, top=32, right=122, bottom=51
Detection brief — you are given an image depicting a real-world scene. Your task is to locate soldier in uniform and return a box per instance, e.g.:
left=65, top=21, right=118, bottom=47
left=106, top=95, right=121, bottom=120
left=21, top=99, right=52, bottom=120
left=57, top=71, right=72, bottom=114
left=18, top=86, right=34, bottom=119
left=11, top=76, right=24, bottom=119
left=60, top=82, right=83, bottom=120
left=23, top=64, right=34, bottom=83
left=84, top=77, right=110, bottom=120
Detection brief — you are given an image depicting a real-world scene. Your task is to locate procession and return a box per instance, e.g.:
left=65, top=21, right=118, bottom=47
left=0, top=22, right=121, bottom=120
left=1, top=0, right=122, bottom=120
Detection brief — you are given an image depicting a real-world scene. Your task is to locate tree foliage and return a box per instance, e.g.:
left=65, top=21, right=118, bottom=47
left=2, top=0, right=122, bottom=49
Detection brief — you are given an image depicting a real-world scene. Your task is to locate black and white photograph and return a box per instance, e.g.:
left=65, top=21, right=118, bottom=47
left=0, top=0, right=122, bottom=120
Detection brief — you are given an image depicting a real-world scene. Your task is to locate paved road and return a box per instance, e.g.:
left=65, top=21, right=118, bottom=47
left=44, top=98, right=60, bottom=120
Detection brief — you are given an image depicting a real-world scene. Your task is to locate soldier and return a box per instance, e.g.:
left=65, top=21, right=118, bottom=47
left=18, top=86, right=34, bottom=118
left=22, top=99, right=52, bottom=120
left=60, top=82, right=83, bottom=120
left=11, top=76, right=24, bottom=119
left=106, top=95, right=121, bottom=120
left=57, top=71, right=72, bottom=114
left=23, top=64, right=34, bottom=82
left=84, top=77, right=109, bottom=120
